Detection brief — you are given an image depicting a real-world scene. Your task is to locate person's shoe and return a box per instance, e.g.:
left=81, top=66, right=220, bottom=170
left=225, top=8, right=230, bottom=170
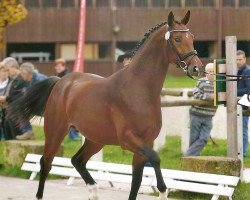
left=16, top=131, right=35, bottom=140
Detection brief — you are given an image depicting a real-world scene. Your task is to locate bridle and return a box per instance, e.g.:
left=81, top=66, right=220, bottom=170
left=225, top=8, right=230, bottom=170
left=165, top=28, right=198, bottom=78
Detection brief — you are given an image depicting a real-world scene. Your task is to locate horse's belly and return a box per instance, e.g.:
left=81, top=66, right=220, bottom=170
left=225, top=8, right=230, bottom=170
left=73, top=115, right=119, bottom=145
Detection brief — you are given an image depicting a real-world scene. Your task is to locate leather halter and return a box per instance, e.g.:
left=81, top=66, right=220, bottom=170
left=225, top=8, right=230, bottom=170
left=165, top=29, right=198, bottom=78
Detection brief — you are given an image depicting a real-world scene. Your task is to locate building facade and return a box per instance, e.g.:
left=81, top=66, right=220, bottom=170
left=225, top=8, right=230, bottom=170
left=3, top=0, right=250, bottom=76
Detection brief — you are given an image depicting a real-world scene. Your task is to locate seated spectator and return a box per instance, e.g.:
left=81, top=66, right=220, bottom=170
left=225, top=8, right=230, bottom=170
left=0, top=62, right=13, bottom=140
left=0, top=57, right=34, bottom=140
left=20, top=62, right=47, bottom=86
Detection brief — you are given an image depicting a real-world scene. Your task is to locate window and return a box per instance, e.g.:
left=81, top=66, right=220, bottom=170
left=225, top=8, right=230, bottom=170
left=202, top=0, right=214, bottom=7
left=86, top=0, right=93, bottom=7
left=61, top=0, right=75, bottom=7
left=152, top=0, right=165, bottom=7
left=83, top=43, right=109, bottom=60
left=59, top=43, right=109, bottom=61
left=223, top=0, right=235, bottom=7
left=99, top=43, right=109, bottom=59
left=85, top=43, right=99, bottom=60
left=117, top=41, right=137, bottom=52
left=168, top=0, right=181, bottom=7
left=222, top=41, right=250, bottom=57
left=239, top=0, right=250, bottom=7
left=43, top=0, right=57, bottom=7
left=135, top=0, right=148, bottom=7
left=194, top=41, right=209, bottom=58
left=96, top=0, right=110, bottom=7
left=25, top=0, right=40, bottom=8
left=7, top=43, right=55, bottom=61
left=116, top=0, right=132, bottom=7
left=185, top=0, right=198, bottom=7
left=60, top=44, right=76, bottom=60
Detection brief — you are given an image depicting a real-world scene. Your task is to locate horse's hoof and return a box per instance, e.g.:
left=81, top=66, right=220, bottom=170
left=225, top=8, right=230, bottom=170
left=157, top=191, right=167, bottom=200
left=87, top=184, right=99, bottom=200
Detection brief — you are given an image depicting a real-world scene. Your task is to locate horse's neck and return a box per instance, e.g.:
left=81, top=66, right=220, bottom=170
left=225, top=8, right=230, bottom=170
left=129, top=38, right=169, bottom=97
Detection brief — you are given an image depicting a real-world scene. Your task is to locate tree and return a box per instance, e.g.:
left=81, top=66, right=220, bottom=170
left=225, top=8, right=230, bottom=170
left=0, top=0, right=28, bottom=49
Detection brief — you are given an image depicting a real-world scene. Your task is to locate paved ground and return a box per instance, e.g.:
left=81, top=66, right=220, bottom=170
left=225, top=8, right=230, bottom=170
left=0, top=176, right=169, bottom=200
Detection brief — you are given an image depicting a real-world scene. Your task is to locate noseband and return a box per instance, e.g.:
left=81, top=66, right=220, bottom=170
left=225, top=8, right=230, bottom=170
left=165, top=29, right=198, bottom=78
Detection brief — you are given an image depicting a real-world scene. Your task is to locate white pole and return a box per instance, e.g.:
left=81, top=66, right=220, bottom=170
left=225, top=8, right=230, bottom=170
left=225, top=36, right=238, bottom=158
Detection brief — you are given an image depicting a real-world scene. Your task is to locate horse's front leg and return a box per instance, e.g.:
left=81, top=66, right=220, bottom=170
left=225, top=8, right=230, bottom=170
left=124, top=130, right=167, bottom=200
left=128, top=154, right=147, bottom=200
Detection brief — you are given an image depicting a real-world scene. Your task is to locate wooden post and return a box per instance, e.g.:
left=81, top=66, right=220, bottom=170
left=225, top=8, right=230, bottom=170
left=225, top=36, right=238, bottom=158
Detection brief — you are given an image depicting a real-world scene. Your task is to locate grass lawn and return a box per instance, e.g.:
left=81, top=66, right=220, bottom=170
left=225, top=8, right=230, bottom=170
left=164, top=75, right=196, bottom=88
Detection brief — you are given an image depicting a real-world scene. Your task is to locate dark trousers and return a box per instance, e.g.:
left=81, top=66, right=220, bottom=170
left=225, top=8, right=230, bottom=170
left=3, top=118, right=22, bottom=140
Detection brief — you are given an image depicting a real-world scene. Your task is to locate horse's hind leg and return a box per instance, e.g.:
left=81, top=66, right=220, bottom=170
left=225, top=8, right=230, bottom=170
left=36, top=124, right=67, bottom=199
left=71, top=139, right=103, bottom=200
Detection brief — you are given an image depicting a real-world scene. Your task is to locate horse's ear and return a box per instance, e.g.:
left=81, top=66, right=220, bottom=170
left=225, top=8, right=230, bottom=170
left=168, top=11, right=175, bottom=27
left=181, top=10, right=190, bottom=25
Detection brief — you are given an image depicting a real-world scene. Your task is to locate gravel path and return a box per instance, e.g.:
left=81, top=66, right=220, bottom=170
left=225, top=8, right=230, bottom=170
left=0, top=176, right=169, bottom=200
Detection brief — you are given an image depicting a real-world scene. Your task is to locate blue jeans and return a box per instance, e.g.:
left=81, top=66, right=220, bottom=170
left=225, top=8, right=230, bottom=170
left=20, top=121, right=32, bottom=133
left=185, top=113, right=212, bottom=156
left=69, top=128, right=79, bottom=140
left=243, top=116, right=249, bottom=157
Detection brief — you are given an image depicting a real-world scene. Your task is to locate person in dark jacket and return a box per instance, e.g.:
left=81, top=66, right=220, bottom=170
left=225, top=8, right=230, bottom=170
left=0, top=57, right=34, bottom=140
left=54, top=58, right=69, bottom=77
left=237, top=50, right=250, bottom=158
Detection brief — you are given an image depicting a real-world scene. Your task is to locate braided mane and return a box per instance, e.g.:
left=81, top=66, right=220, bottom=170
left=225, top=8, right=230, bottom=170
left=132, top=21, right=168, bottom=56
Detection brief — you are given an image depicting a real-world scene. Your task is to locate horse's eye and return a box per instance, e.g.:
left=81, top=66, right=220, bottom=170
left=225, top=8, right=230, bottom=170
left=174, top=38, right=181, bottom=43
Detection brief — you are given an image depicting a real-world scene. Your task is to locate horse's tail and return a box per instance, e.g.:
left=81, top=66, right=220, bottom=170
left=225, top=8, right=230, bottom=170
left=7, top=76, right=60, bottom=123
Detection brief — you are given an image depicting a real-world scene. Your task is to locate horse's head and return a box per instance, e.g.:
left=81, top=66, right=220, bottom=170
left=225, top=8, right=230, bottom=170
left=166, top=11, right=204, bottom=78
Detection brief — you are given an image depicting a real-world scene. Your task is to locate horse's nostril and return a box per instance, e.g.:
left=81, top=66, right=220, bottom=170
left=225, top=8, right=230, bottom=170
left=193, top=66, right=198, bottom=73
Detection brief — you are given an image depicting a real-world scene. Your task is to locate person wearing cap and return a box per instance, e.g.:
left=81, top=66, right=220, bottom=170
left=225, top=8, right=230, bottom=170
left=117, top=49, right=133, bottom=67
left=54, top=58, right=69, bottom=77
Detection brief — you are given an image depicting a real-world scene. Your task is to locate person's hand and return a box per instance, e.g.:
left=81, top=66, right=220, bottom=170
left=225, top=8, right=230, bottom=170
left=0, top=96, right=6, bottom=103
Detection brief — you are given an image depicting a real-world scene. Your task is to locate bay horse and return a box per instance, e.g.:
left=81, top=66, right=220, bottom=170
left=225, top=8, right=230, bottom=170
left=8, top=11, right=203, bottom=200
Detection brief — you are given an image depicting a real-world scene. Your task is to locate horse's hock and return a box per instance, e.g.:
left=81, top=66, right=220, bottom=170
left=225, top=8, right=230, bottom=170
left=181, top=156, right=241, bottom=176
left=3, top=140, right=64, bottom=166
